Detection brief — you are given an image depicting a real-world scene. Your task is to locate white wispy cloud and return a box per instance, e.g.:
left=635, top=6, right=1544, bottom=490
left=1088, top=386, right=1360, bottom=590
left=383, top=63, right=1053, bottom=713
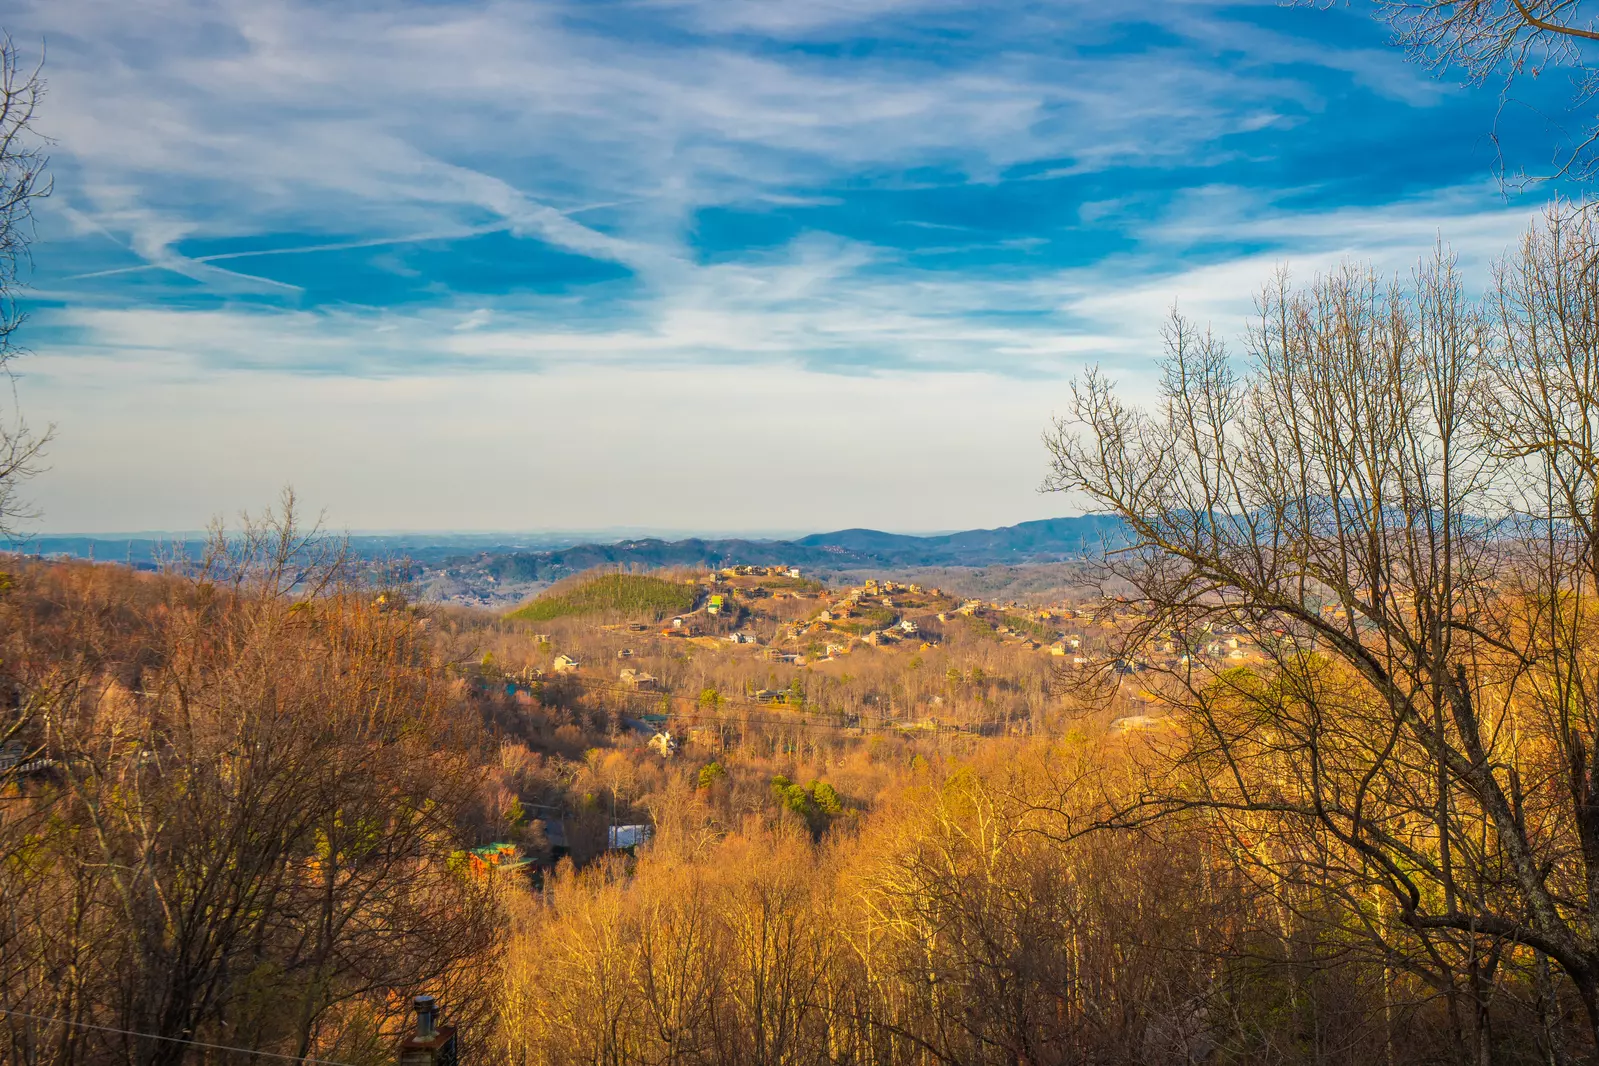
left=0, top=0, right=1567, bottom=530
left=31, top=186, right=1548, bottom=384
left=13, top=0, right=1442, bottom=303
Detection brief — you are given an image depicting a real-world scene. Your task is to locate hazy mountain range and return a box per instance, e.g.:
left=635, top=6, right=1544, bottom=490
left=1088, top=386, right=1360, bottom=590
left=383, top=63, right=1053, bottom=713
left=474, top=516, right=1130, bottom=583
left=11, top=516, right=1129, bottom=575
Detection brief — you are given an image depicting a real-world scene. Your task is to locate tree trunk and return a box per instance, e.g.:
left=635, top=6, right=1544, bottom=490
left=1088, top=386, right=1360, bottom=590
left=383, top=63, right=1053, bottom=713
left=1573, top=974, right=1599, bottom=1066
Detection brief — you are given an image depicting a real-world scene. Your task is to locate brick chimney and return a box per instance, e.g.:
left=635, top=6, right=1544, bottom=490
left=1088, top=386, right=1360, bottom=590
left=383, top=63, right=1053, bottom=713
left=398, top=996, right=457, bottom=1066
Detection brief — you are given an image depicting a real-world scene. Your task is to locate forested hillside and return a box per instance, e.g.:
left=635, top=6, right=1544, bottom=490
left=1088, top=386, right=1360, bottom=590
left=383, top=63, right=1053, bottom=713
left=0, top=549, right=1488, bottom=1066
left=5, top=450, right=1596, bottom=1066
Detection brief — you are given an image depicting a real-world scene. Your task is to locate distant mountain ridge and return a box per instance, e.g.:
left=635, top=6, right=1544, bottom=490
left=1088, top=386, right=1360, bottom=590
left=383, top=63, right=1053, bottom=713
left=9, top=517, right=1130, bottom=580
left=475, top=516, right=1128, bottom=583
left=795, top=517, right=1128, bottom=556
left=7, top=531, right=610, bottom=567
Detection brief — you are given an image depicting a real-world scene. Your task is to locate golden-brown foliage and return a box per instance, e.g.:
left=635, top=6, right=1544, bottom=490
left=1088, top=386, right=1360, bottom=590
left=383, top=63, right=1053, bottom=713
left=0, top=506, right=500, bottom=1066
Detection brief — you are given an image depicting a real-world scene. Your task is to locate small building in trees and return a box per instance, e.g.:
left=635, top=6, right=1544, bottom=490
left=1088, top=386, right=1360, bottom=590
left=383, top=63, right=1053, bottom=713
left=619, top=667, right=658, bottom=691
left=607, top=824, right=652, bottom=850
left=465, top=842, right=531, bottom=878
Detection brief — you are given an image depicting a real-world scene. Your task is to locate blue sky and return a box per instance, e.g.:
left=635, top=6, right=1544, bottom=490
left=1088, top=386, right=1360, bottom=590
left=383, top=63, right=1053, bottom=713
left=3, top=0, right=1580, bottom=533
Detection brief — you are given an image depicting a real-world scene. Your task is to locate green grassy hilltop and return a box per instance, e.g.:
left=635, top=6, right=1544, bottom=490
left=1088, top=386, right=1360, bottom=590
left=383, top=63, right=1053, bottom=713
left=505, top=572, right=698, bottom=623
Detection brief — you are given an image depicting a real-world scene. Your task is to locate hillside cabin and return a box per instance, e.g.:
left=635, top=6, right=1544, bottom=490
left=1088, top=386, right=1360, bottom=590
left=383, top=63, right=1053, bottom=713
left=619, top=668, right=659, bottom=691
left=552, top=654, right=581, bottom=674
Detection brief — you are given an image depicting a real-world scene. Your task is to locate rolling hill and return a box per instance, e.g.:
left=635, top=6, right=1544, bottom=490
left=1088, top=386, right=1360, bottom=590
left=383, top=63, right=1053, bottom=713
left=504, top=572, right=698, bottom=622
left=475, top=516, right=1128, bottom=584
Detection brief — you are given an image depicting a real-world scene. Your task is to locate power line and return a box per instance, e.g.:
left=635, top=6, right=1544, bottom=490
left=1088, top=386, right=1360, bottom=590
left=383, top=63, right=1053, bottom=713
left=0, top=1008, right=358, bottom=1066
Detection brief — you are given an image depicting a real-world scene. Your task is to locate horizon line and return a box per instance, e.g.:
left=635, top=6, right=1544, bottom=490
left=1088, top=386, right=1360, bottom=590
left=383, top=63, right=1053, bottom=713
left=14, top=516, right=1104, bottom=543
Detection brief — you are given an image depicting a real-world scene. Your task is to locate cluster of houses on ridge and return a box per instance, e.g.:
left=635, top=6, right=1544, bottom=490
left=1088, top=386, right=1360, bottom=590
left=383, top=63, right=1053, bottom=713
left=494, top=577, right=1287, bottom=764
left=540, top=577, right=1272, bottom=695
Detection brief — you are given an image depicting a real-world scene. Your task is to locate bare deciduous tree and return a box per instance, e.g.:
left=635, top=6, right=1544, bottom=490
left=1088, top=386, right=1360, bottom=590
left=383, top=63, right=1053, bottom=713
left=0, top=34, right=50, bottom=536
left=0, top=503, right=500, bottom=1066
left=1371, top=1, right=1599, bottom=182
left=1043, top=206, right=1599, bottom=1063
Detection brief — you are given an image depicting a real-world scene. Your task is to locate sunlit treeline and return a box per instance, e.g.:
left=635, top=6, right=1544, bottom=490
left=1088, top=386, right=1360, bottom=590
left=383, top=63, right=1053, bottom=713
left=2, top=505, right=1591, bottom=1066
left=492, top=744, right=1571, bottom=1066
left=0, top=514, right=504, bottom=1066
